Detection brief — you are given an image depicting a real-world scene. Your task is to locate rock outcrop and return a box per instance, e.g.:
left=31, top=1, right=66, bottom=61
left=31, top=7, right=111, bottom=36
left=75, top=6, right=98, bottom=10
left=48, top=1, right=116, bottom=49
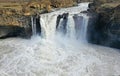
left=88, top=0, right=120, bottom=49
left=0, top=15, right=32, bottom=38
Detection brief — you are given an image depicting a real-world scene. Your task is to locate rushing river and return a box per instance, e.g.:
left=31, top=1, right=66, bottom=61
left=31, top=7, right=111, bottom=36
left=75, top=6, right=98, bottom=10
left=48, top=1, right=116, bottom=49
left=0, top=2, right=120, bottom=76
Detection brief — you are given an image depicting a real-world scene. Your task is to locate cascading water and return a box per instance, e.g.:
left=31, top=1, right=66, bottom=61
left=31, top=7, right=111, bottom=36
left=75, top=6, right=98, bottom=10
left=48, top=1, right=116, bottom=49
left=31, top=15, right=41, bottom=36
left=0, top=3, right=120, bottom=76
left=31, top=16, right=37, bottom=35
left=38, top=12, right=89, bottom=42
left=73, top=14, right=89, bottom=42
left=40, top=14, right=57, bottom=39
left=66, top=15, right=76, bottom=39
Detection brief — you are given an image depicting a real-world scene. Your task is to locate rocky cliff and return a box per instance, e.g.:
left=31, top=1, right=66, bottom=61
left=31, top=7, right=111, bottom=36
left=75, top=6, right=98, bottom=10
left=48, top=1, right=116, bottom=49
left=88, top=0, right=120, bottom=49
left=0, top=0, right=93, bottom=38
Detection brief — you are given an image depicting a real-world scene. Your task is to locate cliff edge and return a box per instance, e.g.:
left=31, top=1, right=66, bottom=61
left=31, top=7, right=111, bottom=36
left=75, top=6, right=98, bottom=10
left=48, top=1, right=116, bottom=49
left=89, top=0, right=120, bottom=49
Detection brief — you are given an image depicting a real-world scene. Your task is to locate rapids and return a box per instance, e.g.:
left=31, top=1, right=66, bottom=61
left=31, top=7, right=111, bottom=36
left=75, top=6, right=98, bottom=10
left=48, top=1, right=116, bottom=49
left=0, top=37, right=120, bottom=76
left=0, top=2, right=120, bottom=76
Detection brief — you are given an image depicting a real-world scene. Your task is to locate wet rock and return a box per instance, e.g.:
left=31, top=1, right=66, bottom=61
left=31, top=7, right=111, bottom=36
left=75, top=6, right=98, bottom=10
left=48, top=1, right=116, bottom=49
left=56, top=13, right=69, bottom=34
left=89, top=0, right=120, bottom=49
left=87, top=10, right=99, bottom=44
left=0, top=15, right=32, bottom=39
left=0, top=26, right=31, bottom=38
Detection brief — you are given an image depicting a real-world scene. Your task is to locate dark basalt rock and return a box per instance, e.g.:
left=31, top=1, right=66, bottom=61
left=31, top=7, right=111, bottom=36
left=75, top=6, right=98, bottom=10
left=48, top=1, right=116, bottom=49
left=0, top=26, right=32, bottom=39
left=56, top=13, right=69, bottom=34
left=87, top=10, right=99, bottom=43
left=36, top=15, right=41, bottom=35
left=0, top=15, right=32, bottom=39
left=88, top=2, right=120, bottom=49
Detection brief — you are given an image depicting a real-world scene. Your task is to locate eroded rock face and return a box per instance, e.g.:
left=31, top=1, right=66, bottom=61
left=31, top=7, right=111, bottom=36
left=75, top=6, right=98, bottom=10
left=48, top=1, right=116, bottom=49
left=0, top=15, right=32, bottom=38
left=0, top=26, right=31, bottom=38
left=0, top=10, right=32, bottom=27
left=89, top=0, right=120, bottom=49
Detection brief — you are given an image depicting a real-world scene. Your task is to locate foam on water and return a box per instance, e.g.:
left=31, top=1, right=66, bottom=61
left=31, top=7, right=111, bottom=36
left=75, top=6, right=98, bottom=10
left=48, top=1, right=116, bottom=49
left=0, top=37, right=120, bottom=76
left=0, top=2, right=120, bottom=76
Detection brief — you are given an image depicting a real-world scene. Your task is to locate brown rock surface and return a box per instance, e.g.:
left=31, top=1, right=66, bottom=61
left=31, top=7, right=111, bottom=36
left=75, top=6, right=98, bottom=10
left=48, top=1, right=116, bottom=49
left=0, top=0, right=76, bottom=27
left=0, top=0, right=94, bottom=27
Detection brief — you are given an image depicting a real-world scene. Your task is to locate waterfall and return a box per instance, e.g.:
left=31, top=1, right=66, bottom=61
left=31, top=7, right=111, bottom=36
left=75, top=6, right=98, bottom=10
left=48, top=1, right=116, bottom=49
left=40, top=14, right=57, bottom=39
left=37, top=13, right=89, bottom=42
left=30, top=3, right=90, bottom=42
left=56, top=13, right=68, bottom=36
left=57, top=18, right=64, bottom=32
left=31, top=15, right=41, bottom=36
left=31, top=16, right=37, bottom=35
left=82, top=15, right=89, bottom=42
left=66, top=15, right=76, bottom=39
left=73, top=14, right=89, bottom=42
left=39, top=16, right=46, bottom=38
left=0, top=3, right=120, bottom=76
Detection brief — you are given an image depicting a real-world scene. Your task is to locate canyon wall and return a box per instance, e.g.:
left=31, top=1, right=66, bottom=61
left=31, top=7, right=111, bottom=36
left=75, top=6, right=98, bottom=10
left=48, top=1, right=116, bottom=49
left=89, top=0, right=120, bottom=49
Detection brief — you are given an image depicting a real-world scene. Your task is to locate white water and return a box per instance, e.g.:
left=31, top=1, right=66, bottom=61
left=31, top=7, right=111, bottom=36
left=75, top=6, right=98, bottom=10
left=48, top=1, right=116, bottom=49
left=40, top=14, right=57, bottom=39
left=31, top=16, right=37, bottom=35
left=37, top=2, right=90, bottom=40
left=0, top=37, right=120, bottom=76
left=66, top=15, right=76, bottom=39
left=0, top=3, right=120, bottom=76
left=78, top=14, right=89, bottom=43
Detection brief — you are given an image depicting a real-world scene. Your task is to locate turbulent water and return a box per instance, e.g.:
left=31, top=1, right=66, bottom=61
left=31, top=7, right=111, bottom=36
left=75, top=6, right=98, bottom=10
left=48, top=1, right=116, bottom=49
left=0, top=3, right=120, bottom=76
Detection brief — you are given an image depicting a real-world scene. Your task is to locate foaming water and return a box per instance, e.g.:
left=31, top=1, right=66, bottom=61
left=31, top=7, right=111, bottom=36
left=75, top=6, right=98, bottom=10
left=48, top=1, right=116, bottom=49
left=0, top=37, right=120, bottom=76
left=33, top=2, right=90, bottom=41
left=0, top=2, right=120, bottom=76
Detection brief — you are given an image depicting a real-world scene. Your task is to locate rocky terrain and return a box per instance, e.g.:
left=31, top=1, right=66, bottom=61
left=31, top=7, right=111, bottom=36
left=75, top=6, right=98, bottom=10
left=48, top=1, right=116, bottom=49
left=88, top=0, right=120, bottom=49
